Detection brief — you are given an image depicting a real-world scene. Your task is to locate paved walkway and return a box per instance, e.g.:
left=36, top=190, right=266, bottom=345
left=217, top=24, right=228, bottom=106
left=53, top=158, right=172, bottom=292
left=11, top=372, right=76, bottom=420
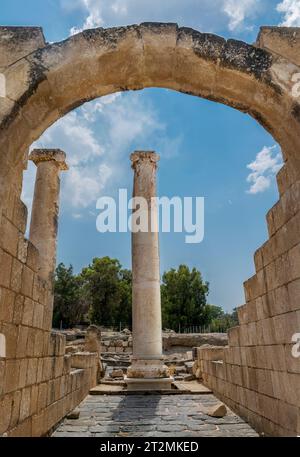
left=52, top=394, right=258, bottom=437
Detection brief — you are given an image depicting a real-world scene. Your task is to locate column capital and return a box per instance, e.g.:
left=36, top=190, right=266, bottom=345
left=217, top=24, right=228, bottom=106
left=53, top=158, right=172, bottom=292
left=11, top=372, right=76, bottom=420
left=29, top=149, right=69, bottom=171
left=130, top=151, right=160, bottom=169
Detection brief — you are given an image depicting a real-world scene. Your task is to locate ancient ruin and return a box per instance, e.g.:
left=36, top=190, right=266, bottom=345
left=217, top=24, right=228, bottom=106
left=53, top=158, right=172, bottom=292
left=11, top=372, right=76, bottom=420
left=0, top=23, right=300, bottom=436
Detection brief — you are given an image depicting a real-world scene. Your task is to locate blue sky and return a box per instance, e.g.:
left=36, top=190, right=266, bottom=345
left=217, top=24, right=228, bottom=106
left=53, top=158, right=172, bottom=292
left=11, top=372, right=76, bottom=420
left=2, top=0, right=299, bottom=311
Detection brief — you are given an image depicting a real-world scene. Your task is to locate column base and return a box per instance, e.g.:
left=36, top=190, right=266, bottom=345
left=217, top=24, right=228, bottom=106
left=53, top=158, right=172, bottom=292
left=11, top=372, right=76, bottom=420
left=125, top=358, right=173, bottom=391
left=125, top=376, right=173, bottom=391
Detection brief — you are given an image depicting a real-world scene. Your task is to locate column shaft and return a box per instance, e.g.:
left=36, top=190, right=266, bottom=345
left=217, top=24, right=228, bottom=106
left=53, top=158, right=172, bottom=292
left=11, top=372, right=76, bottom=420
left=29, top=149, right=68, bottom=282
left=131, top=155, right=162, bottom=359
left=126, top=151, right=172, bottom=390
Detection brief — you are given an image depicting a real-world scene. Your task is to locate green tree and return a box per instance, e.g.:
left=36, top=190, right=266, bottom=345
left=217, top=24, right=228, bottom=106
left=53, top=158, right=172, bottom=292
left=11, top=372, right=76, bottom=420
left=161, top=264, right=209, bottom=331
left=115, top=269, right=132, bottom=328
left=80, top=257, right=132, bottom=327
left=208, top=307, right=239, bottom=332
left=53, top=263, right=86, bottom=328
left=203, top=304, right=224, bottom=323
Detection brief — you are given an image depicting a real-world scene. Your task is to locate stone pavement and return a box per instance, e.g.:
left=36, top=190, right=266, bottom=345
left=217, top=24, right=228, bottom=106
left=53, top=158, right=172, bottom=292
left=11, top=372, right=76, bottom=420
left=52, top=394, right=259, bottom=437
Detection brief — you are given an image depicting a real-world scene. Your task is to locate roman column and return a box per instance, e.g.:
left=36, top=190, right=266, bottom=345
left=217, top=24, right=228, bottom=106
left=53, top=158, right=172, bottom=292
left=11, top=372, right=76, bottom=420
left=29, top=149, right=68, bottom=282
left=125, top=151, right=172, bottom=390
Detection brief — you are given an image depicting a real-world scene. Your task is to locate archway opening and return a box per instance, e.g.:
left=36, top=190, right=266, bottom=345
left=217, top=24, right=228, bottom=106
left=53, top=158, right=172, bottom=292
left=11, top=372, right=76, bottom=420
left=22, top=87, right=282, bottom=329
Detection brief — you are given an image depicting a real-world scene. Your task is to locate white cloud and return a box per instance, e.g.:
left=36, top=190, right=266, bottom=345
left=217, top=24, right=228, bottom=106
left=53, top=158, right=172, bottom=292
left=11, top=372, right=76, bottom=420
left=223, top=0, right=258, bottom=31
left=65, top=163, right=111, bottom=208
left=277, top=0, right=300, bottom=26
left=22, top=90, right=182, bottom=217
left=70, top=0, right=104, bottom=35
left=246, top=145, right=283, bottom=194
left=35, top=110, right=103, bottom=166
left=63, top=0, right=259, bottom=36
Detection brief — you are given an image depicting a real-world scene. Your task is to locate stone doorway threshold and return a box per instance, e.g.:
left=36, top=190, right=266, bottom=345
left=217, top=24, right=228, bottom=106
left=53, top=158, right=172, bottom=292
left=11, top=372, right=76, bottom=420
left=90, top=380, right=212, bottom=396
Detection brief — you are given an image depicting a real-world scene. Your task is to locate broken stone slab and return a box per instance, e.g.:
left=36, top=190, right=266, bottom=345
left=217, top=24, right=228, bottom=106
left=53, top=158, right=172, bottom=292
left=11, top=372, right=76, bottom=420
left=204, top=402, right=227, bottom=418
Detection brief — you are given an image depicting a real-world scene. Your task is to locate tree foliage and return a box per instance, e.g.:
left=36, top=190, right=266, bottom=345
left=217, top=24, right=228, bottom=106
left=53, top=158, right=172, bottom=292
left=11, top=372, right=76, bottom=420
left=81, top=257, right=132, bottom=327
left=161, top=264, right=209, bottom=330
left=53, top=258, right=237, bottom=333
left=53, top=263, right=87, bottom=328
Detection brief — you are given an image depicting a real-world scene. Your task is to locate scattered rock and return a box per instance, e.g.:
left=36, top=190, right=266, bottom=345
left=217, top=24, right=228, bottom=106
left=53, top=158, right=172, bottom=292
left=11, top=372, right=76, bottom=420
left=110, top=369, right=124, bottom=378
left=67, top=408, right=80, bottom=420
left=205, top=403, right=227, bottom=418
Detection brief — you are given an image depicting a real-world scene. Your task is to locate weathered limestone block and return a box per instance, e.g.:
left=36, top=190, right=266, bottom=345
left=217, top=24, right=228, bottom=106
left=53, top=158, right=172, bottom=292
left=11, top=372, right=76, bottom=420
left=0, top=287, right=15, bottom=323
left=0, top=27, right=46, bottom=68
left=197, top=346, right=225, bottom=362
left=71, top=352, right=98, bottom=370
left=49, top=332, right=66, bottom=357
left=26, top=358, right=38, bottom=386
left=244, top=269, right=267, bottom=303
left=163, top=332, right=228, bottom=348
left=17, top=234, right=28, bottom=264
left=21, top=266, right=34, bottom=298
left=0, top=250, right=12, bottom=288
left=257, top=26, right=300, bottom=66
left=32, top=303, right=44, bottom=329
left=63, top=355, right=72, bottom=375
left=2, top=322, right=18, bottom=358
left=0, top=394, right=13, bottom=435
left=26, top=242, right=39, bottom=273
left=228, top=326, right=240, bottom=347
left=12, top=198, right=28, bottom=235
left=141, top=23, right=178, bottom=85
left=276, top=161, right=300, bottom=196
left=0, top=216, right=19, bottom=257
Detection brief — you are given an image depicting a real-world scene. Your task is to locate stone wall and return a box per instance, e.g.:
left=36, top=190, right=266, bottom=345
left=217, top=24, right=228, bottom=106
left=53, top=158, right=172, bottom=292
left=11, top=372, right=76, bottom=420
left=195, top=160, right=300, bottom=437
left=0, top=194, right=98, bottom=436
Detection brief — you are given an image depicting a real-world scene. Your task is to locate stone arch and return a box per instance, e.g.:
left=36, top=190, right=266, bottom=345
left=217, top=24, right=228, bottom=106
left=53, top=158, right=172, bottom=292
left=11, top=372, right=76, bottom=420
left=0, top=23, right=300, bottom=437
left=1, top=23, right=300, bottom=201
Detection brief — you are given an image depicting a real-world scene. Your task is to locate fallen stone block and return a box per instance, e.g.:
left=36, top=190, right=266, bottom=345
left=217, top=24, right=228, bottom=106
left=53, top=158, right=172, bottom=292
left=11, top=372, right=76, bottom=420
left=204, top=402, right=227, bottom=418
